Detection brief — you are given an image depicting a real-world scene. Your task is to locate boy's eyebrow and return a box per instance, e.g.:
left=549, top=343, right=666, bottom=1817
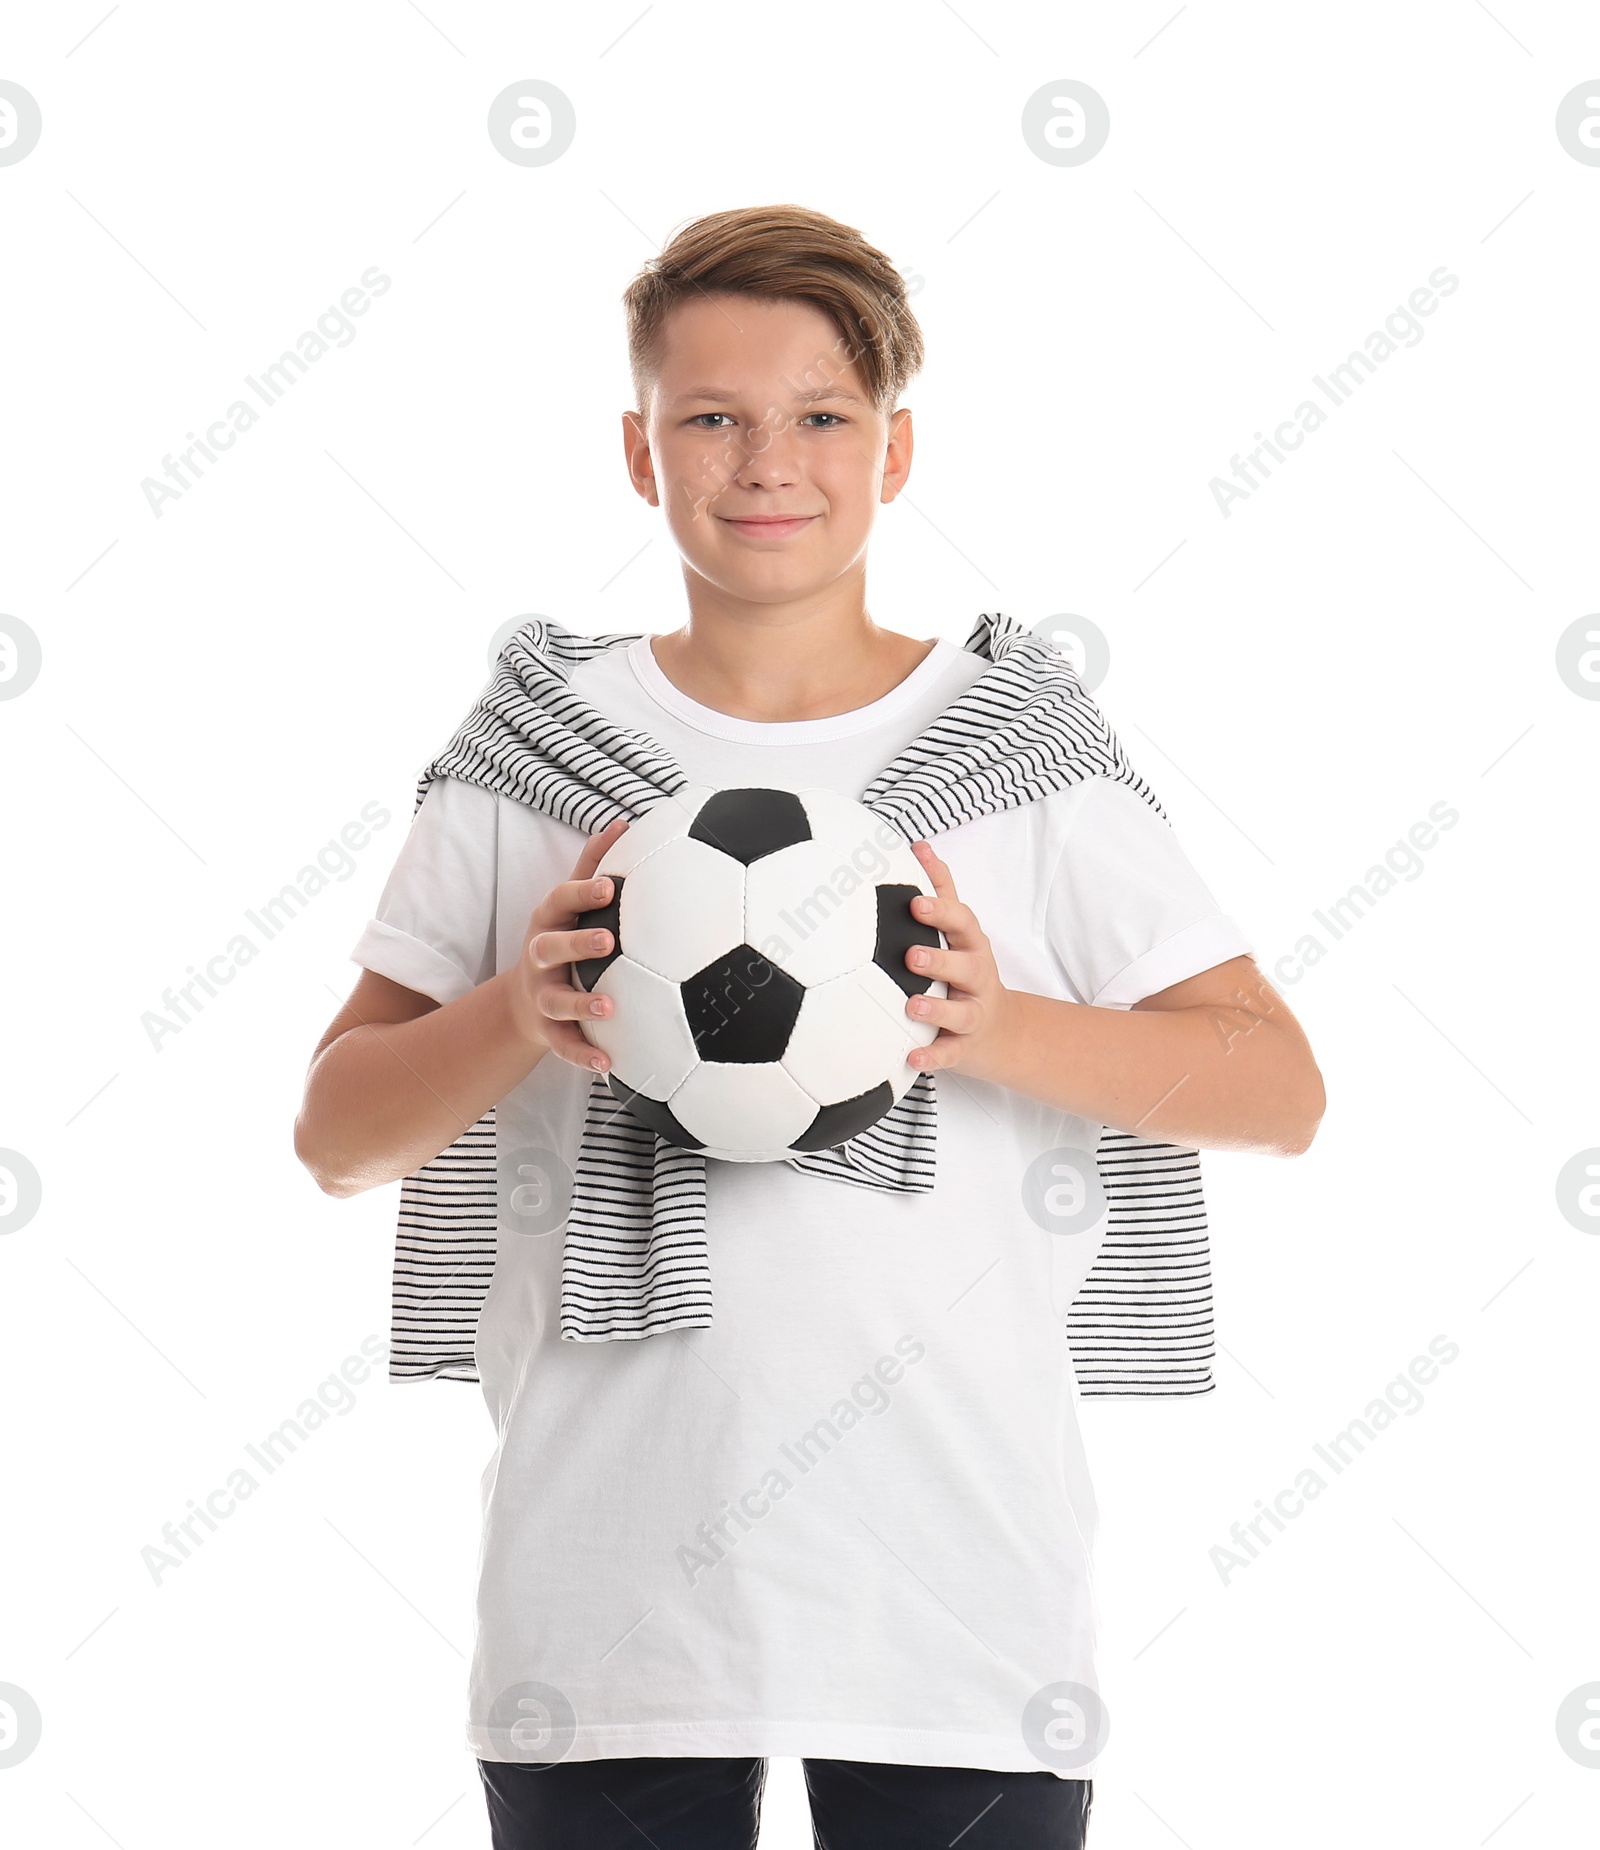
left=666, top=385, right=870, bottom=408
left=793, top=386, right=868, bottom=406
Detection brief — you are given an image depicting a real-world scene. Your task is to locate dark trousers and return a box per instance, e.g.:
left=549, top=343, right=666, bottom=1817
left=478, top=1753, right=1092, bottom=1848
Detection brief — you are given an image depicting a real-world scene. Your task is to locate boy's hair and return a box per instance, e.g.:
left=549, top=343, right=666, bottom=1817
left=623, top=204, right=925, bottom=417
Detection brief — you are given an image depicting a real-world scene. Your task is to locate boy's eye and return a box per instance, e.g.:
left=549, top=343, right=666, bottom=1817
left=686, top=411, right=848, bottom=431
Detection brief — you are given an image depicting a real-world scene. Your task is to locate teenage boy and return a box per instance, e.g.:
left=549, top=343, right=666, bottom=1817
left=295, top=204, right=1324, bottom=1850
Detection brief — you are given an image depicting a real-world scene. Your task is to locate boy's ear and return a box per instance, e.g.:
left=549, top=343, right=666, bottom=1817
left=621, top=408, right=660, bottom=508
left=879, top=405, right=914, bottom=505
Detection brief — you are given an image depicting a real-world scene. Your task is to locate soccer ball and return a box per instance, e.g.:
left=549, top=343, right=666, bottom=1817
left=569, top=785, right=948, bottom=1162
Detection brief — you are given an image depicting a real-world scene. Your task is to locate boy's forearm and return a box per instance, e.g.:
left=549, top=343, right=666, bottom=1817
left=967, top=987, right=1324, bottom=1158
left=296, top=969, right=551, bottom=1197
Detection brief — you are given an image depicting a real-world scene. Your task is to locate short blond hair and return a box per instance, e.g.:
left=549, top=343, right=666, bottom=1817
left=622, top=203, right=925, bottom=414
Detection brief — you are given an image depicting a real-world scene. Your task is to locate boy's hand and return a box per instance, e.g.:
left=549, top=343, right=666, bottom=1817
left=901, top=840, right=1018, bottom=1080
left=506, top=816, right=629, bottom=1072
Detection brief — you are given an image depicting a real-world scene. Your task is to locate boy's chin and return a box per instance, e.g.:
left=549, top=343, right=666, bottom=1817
left=686, top=555, right=844, bottom=606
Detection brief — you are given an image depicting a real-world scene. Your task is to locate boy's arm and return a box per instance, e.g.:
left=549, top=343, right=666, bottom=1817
left=903, top=826, right=1325, bottom=1158
left=967, top=954, right=1324, bottom=1158
left=293, top=964, right=551, bottom=1198
left=294, top=807, right=629, bottom=1199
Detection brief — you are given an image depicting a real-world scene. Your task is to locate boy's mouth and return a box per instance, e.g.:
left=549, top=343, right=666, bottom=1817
left=718, top=514, right=818, bottom=540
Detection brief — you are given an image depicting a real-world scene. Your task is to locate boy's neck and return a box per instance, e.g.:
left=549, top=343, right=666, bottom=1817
left=651, top=569, right=936, bottom=724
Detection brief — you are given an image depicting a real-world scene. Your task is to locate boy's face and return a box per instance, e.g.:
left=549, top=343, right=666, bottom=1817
left=623, top=294, right=912, bottom=607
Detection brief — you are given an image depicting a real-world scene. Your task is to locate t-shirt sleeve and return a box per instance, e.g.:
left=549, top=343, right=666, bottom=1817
left=1044, top=775, right=1255, bottom=1008
left=348, top=775, right=499, bottom=1006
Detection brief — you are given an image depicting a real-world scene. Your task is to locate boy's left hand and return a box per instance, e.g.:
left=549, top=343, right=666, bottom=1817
left=900, top=840, right=1017, bottom=1080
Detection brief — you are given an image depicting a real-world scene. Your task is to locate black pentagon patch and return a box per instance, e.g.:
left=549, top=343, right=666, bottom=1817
left=688, top=787, right=811, bottom=865
left=790, top=1082, right=895, bottom=1152
left=681, top=945, right=803, bottom=1061
left=606, top=1072, right=704, bottom=1151
left=571, top=874, right=625, bottom=991
left=873, top=882, right=942, bottom=998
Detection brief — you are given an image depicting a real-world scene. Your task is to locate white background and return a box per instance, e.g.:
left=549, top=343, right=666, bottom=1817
left=2, top=2, right=1597, bottom=1845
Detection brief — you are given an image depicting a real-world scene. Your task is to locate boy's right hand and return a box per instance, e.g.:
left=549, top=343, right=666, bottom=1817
left=505, top=816, right=629, bottom=1073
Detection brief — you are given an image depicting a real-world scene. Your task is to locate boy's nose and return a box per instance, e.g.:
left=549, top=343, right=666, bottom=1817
left=733, top=444, right=801, bottom=489
left=727, top=413, right=806, bottom=487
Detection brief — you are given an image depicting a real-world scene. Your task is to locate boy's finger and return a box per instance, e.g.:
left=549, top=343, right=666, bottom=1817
left=910, top=889, right=974, bottom=943
left=542, top=974, right=612, bottom=1018
left=560, top=874, right=615, bottom=916
left=910, top=839, right=955, bottom=894
left=572, top=815, right=630, bottom=879
left=544, top=1019, right=608, bottom=1069
left=560, top=1025, right=611, bottom=1072
left=528, top=871, right=614, bottom=940
left=530, top=924, right=611, bottom=971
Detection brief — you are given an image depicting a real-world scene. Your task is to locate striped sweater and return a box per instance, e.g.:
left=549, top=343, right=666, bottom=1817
left=387, top=612, right=1221, bottom=1397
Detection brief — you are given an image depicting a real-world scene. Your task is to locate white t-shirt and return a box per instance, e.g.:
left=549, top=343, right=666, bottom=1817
left=350, top=631, right=1253, bottom=1777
